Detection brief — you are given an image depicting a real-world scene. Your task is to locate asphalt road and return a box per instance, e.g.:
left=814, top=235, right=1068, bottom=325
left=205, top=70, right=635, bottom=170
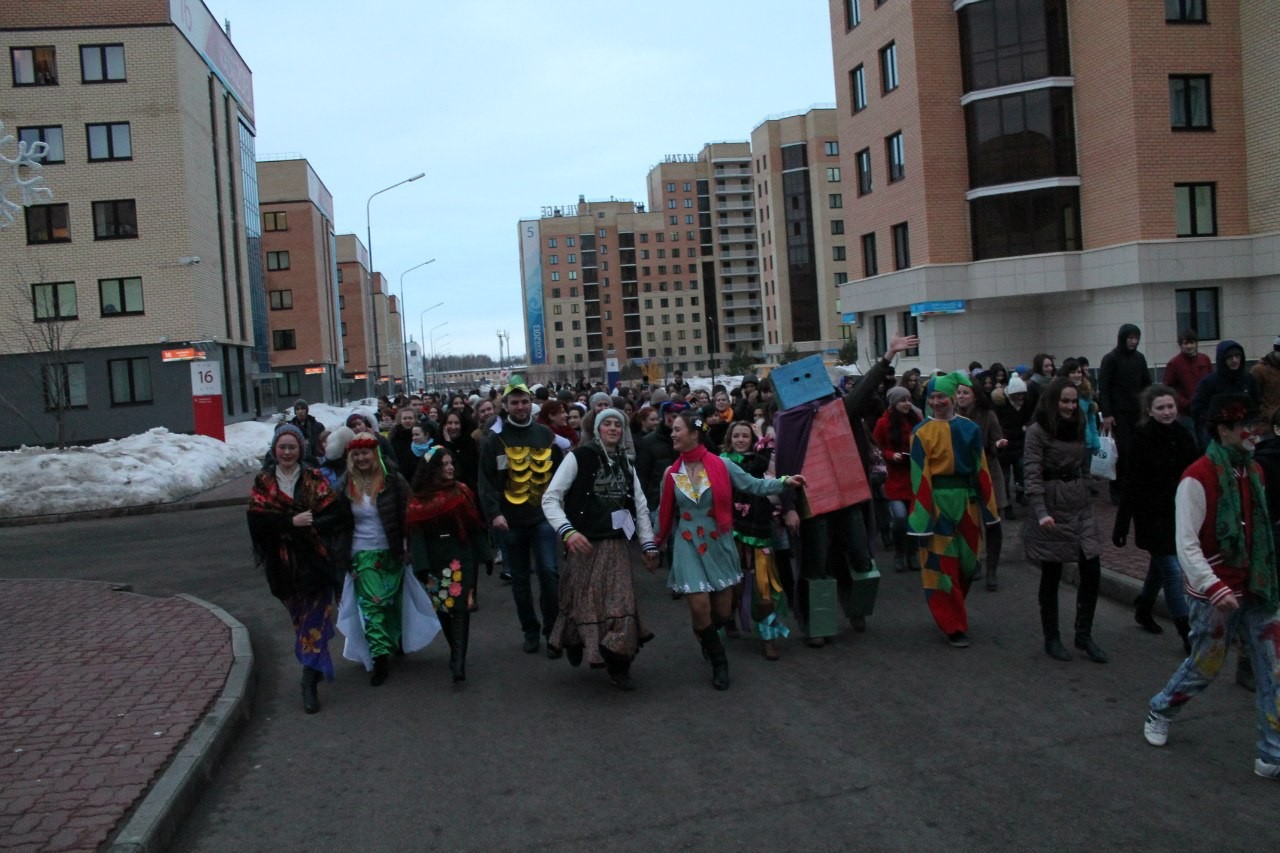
left=3, top=505, right=1273, bottom=852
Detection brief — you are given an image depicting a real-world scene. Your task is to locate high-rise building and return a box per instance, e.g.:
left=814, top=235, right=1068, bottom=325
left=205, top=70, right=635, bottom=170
left=0, top=1, right=270, bottom=449
left=829, top=0, right=1278, bottom=368
left=335, top=233, right=376, bottom=398
left=257, top=157, right=342, bottom=404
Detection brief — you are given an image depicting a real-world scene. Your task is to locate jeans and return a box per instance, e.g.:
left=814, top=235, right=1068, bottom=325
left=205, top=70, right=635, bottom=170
left=1149, top=596, right=1280, bottom=763
left=887, top=499, right=909, bottom=558
left=501, top=521, right=560, bottom=640
left=1138, top=553, right=1189, bottom=619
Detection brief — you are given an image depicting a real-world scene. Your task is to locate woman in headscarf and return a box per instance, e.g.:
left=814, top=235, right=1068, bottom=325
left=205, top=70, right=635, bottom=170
left=542, top=408, right=658, bottom=690
left=247, top=424, right=346, bottom=714
left=406, top=447, right=486, bottom=683
left=655, top=411, right=806, bottom=689
left=908, top=372, right=999, bottom=648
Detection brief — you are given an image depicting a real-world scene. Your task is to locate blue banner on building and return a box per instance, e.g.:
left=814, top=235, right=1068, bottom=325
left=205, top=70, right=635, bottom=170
left=520, top=221, right=547, bottom=364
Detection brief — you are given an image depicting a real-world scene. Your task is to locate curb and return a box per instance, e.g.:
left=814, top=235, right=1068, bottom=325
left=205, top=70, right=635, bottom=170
left=107, top=595, right=255, bottom=853
left=0, top=495, right=248, bottom=528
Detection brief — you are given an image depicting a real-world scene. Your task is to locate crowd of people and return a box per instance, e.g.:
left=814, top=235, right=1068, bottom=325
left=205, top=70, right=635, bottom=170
left=244, top=326, right=1280, bottom=781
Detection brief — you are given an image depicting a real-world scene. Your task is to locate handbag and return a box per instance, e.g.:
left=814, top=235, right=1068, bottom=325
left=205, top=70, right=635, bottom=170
left=868, top=445, right=888, bottom=486
left=1090, top=434, right=1118, bottom=481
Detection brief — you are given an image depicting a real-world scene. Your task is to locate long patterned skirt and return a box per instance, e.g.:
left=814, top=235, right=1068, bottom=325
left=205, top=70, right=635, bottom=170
left=283, top=591, right=336, bottom=680
left=549, top=538, right=653, bottom=666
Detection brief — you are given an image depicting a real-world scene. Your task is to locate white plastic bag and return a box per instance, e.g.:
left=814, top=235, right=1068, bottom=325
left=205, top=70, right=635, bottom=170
left=1090, top=434, right=1118, bottom=481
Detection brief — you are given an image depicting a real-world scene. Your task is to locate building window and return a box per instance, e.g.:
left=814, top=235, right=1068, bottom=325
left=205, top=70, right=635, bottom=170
left=856, top=149, right=872, bottom=195
left=831, top=220, right=845, bottom=236
left=873, top=315, right=888, bottom=358
left=568, top=270, right=577, bottom=280
left=892, top=223, right=910, bottom=269
left=835, top=272, right=849, bottom=285
left=337, top=268, right=344, bottom=283
left=267, top=250, right=291, bottom=271
left=826, top=167, right=841, bottom=183
left=44, top=363, right=87, bottom=410
left=25, top=204, right=71, bottom=244
left=1174, top=183, right=1216, bottom=237
left=970, top=186, right=1081, bottom=260
left=86, top=122, right=132, bottom=161
left=341, top=321, right=348, bottom=336
left=1166, top=0, right=1207, bottom=23
left=272, top=329, right=297, bottom=350
left=880, top=42, right=899, bottom=93
left=862, top=233, right=878, bottom=277
left=553, top=304, right=562, bottom=315
left=263, top=211, right=288, bottom=231
left=683, top=199, right=693, bottom=208
left=965, top=88, right=1077, bottom=188
left=92, top=199, right=137, bottom=239
left=550, top=271, right=560, bottom=281
left=551, top=288, right=561, bottom=298
left=886, top=132, right=905, bottom=182
left=900, top=313, right=920, bottom=355
left=548, top=238, right=557, bottom=248
left=269, top=289, right=293, bottom=310
left=11, top=46, right=58, bottom=86
left=833, top=246, right=847, bottom=261
left=567, top=253, right=577, bottom=263
left=1175, top=287, right=1219, bottom=340
left=549, top=254, right=558, bottom=264
left=1170, top=75, right=1211, bottom=130
left=958, top=0, right=1072, bottom=93
left=17, top=126, right=64, bottom=164
left=829, top=193, right=843, bottom=209
left=850, top=64, right=867, bottom=113
left=108, top=357, right=152, bottom=405
left=32, top=281, right=77, bottom=321
left=99, top=277, right=143, bottom=316
left=277, top=373, right=301, bottom=398
left=845, top=0, right=861, bottom=29
left=80, top=44, right=126, bottom=82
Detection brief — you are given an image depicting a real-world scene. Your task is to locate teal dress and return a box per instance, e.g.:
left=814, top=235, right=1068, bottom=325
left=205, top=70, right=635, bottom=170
left=666, top=458, right=787, bottom=594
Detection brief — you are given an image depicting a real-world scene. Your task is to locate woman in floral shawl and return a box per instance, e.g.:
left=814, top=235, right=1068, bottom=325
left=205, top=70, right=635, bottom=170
left=247, top=424, right=346, bottom=714
left=406, top=447, right=486, bottom=683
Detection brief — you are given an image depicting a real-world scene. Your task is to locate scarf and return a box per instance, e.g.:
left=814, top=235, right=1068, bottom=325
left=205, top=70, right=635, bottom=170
left=405, top=481, right=482, bottom=544
left=411, top=439, right=434, bottom=458
left=656, top=444, right=733, bottom=544
left=1206, top=440, right=1278, bottom=611
left=247, top=467, right=339, bottom=596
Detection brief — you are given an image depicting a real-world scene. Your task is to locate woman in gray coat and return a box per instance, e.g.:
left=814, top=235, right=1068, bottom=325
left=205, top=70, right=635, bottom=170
left=1023, top=377, right=1106, bottom=664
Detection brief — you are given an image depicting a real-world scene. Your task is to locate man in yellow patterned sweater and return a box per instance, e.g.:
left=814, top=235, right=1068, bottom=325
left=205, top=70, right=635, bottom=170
left=479, top=376, right=565, bottom=655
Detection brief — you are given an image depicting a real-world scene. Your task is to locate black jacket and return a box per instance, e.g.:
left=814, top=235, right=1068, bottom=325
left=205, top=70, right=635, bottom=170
left=1098, top=323, right=1151, bottom=418
left=1113, top=419, right=1198, bottom=554
left=636, top=422, right=678, bottom=508
left=331, top=472, right=412, bottom=571
left=1253, top=435, right=1280, bottom=524
left=1190, top=339, right=1261, bottom=427
left=289, top=414, right=327, bottom=465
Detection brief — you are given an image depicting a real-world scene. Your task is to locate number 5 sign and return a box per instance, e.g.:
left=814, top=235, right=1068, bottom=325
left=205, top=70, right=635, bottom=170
left=191, top=361, right=225, bottom=441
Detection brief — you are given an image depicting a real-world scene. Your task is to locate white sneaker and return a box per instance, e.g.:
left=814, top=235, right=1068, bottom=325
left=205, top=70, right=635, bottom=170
left=1143, top=711, right=1170, bottom=747
left=1255, top=758, right=1280, bottom=780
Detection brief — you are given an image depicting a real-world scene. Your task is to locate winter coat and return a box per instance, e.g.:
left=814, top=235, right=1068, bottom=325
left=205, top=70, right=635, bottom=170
left=1022, top=419, right=1100, bottom=562
left=1113, top=418, right=1199, bottom=555
left=329, top=471, right=412, bottom=573
left=872, top=408, right=920, bottom=502
left=1191, top=340, right=1260, bottom=427
left=992, top=391, right=1030, bottom=467
left=1251, top=351, right=1280, bottom=422
left=288, top=413, right=327, bottom=465
left=1098, top=323, right=1151, bottom=419
left=636, top=423, right=678, bottom=508
left=388, top=424, right=419, bottom=483
left=960, top=406, right=1008, bottom=510
left=1253, top=435, right=1280, bottom=524
left=1162, top=350, right=1212, bottom=416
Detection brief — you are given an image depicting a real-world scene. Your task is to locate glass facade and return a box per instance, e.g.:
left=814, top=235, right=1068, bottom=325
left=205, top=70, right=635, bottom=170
left=965, top=87, right=1076, bottom=188
left=970, top=186, right=1080, bottom=260
left=782, top=155, right=820, bottom=343
left=958, top=0, right=1070, bottom=93
left=239, top=121, right=270, bottom=374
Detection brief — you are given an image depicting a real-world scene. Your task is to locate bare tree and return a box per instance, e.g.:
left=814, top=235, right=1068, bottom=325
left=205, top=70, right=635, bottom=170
left=2, top=274, right=83, bottom=448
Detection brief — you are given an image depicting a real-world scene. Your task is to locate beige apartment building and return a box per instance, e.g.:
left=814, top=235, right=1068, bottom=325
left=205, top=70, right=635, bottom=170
left=335, top=233, right=377, bottom=398
left=0, top=1, right=271, bottom=448
left=829, top=0, right=1279, bottom=371
left=257, top=158, right=343, bottom=404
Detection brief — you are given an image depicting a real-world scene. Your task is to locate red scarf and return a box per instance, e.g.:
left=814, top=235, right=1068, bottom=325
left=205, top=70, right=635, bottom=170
left=405, top=481, right=482, bottom=543
left=656, top=444, right=734, bottom=544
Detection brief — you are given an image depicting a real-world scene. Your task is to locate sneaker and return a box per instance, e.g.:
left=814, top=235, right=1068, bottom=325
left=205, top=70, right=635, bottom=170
left=1143, top=711, right=1170, bottom=747
left=947, top=631, right=970, bottom=648
left=499, top=570, right=513, bottom=582
left=1254, top=758, right=1280, bottom=780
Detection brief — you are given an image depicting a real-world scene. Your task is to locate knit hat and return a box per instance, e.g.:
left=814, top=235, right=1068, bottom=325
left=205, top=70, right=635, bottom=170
left=346, top=409, right=376, bottom=430
left=325, top=425, right=355, bottom=461
left=886, top=386, right=912, bottom=406
left=650, top=387, right=669, bottom=405
left=272, top=423, right=306, bottom=453
left=1006, top=375, right=1028, bottom=395
left=589, top=391, right=612, bottom=410
left=1273, top=336, right=1280, bottom=352
left=293, top=399, right=309, bottom=410
left=593, top=408, right=626, bottom=444
left=925, top=371, right=972, bottom=400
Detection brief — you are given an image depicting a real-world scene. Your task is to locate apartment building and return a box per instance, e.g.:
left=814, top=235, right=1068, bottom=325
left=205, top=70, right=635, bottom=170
left=335, top=233, right=376, bottom=398
left=0, top=1, right=270, bottom=449
left=257, top=158, right=343, bottom=404
left=751, top=107, right=853, bottom=361
left=828, top=0, right=1279, bottom=370
left=370, top=272, right=405, bottom=393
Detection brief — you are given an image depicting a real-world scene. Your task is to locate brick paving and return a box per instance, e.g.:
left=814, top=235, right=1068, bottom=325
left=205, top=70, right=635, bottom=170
left=0, top=580, right=233, bottom=853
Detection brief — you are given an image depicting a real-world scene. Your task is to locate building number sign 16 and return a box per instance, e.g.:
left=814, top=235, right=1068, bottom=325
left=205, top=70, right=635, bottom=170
left=191, top=362, right=222, bottom=396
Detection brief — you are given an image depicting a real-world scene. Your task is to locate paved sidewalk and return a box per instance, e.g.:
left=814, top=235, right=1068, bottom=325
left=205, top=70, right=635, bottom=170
left=0, top=580, right=251, bottom=852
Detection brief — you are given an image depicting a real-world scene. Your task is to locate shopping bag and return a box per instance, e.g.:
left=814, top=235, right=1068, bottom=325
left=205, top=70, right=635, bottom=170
left=846, top=563, right=881, bottom=617
left=805, top=577, right=839, bottom=638
left=1090, top=434, right=1118, bottom=480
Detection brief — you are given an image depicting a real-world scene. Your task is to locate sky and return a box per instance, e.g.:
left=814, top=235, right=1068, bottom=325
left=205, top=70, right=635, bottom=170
left=203, top=0, right=837, bottom=361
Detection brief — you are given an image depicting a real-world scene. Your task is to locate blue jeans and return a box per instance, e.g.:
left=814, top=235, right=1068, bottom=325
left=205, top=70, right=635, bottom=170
left=1139, top=553, right=1189, bottom=619
left=1149, top=596, right=1280, bottom=763
left=887, top=499, right=909, bottom=558
left=501, top=521, right=559, bottom=640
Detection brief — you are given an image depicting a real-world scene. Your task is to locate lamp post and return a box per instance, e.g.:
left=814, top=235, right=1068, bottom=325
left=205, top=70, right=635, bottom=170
left=430, top=322, right=449, bottom=391
left=399, top=258, right=435, bottom=393
left=418, top=302, right=444, bottom=389
left=365, top=172, right=424, bottom=395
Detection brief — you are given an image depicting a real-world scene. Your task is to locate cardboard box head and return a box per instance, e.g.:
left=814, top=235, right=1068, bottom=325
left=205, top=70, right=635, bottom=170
left=772, top=354, right=835, bottom=410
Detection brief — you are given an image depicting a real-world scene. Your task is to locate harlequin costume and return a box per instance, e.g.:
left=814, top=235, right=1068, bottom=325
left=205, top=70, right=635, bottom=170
left=908, top=372, right=998, bottom=643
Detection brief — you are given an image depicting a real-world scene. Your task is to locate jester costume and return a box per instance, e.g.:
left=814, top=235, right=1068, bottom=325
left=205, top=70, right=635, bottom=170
left=908, top=373, right=998, bottom=639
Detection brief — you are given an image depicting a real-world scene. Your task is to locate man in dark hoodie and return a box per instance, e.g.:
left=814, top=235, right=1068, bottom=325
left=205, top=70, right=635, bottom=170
left=1099, top=323, right=1151, bottom=500
left=1191, top=340, right=1260, bottom=448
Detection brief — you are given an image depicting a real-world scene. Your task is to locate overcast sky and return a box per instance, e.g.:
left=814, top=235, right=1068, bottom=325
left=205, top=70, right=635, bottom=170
left=206, top=0, right=836, bottom=359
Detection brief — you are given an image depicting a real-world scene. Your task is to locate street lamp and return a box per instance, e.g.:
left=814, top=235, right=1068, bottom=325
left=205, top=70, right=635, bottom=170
left=365, top=172, right=424, bottom=394
left=418, top=302, right=443, bottom=389
left=430, top=322, right=449, bottom=390
left=399, top=258, right=435, bottom=393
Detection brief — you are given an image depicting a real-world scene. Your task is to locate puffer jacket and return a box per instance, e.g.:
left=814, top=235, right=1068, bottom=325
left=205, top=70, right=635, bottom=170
left=1022, top=418, right=1100, bottom=562
left=330, top=472, right=412, bottom=572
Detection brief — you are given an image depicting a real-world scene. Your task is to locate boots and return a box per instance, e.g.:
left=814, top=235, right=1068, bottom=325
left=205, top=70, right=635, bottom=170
left=1237, top=655, right=1256, bottom=692
left=442, top=609, right=469, bottom=683
left=604, top=650, right=636, bottom=691
left=697, top=626, right=731, bottom=690
left=300, top=666, right=321, bottom=714
left=1074, top=598, right=1108, bottom=663
left=1040, top=574, right=1070, bottom=660
left=1044, top=635, right=1072, bottom=661
left=1133, top=595, right=1163, bottom=634
left=1174, top=616, right=1191, bottom=656
left=371, top=655, right=390, bottom=686
left=893, top=551, right=909, bottom=573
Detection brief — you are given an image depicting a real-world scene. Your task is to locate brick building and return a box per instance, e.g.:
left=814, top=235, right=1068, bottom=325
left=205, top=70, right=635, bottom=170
left=829, top=0, right=1279, bottom=371
left=0, top=1, right=271, bottom=448
left=335, top=233, right=376, bottom=399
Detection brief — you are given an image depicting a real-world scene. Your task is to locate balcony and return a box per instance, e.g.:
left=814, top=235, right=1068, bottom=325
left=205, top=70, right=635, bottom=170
left=723, top=331, right=763, bottom=345
left=718, top=234, right=758, bottom=245
left=720, top=265, right=759, bottom=277
left=721, top=282, right=760, bottom=294
left=715, top=166, right=751, bottom=178
left=723, top=311, right=760, bottom=326
left=721, top=295, right=762, bottom=310
left=718, top=215, right=755, bottom=227
left=719, top=249, right=757, bottom=261
left=716, top=200, right=753, bottom=211
left=714, top=183, right=753, bottom=196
